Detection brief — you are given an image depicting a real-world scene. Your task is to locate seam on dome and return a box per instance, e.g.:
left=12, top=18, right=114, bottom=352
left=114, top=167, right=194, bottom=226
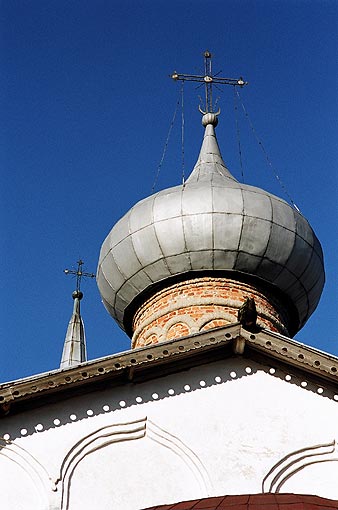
left=297, top=246, right=317, bottom=286
left=254, top=193, right=274, bottom=275
left=181, top=187, right=193, bottom=271
left=106, top=243, right=314, bottom=325
left=111, top=211, right=307, bottom=249
left=211, top=187, right=216, bottom=270
left=284, top=273, right=309, bottom=322
left=235, top=250, right=263, bottom=274
left=308, top=278, right=325, bottom=293
left=233, top=188, right=245, bottom=268
left=150, top=196, right=173, bottom=277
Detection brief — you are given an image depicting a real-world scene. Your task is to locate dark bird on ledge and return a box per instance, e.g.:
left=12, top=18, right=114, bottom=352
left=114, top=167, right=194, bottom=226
left=238, top=297, right=258, bottom=329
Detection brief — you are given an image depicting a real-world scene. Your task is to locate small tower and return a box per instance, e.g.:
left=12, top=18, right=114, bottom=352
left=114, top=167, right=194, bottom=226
left=97, top=53, right=325, bottom=348
left=60, top=260, right=95, bottom=369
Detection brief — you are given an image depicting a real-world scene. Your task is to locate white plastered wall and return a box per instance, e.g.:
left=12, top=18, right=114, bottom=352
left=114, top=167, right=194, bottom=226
left=0, top=357, right=337, bottom=510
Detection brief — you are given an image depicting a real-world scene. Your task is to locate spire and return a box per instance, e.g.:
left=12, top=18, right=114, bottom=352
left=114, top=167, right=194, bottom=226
left=60, top=290, right=86, bottom=369
left=60, top=260, right=95, bottom=369
left=186, top=113, right=238, bottom=184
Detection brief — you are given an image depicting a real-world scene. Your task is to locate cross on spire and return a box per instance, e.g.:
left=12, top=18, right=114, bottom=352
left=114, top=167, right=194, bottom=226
left=171, top=50, right=248, bottom=114
left=64, top=259, right=95, bottom=294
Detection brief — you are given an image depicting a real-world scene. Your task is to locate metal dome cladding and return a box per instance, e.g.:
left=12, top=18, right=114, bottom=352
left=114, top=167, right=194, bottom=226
left=97, top=117, right=325, bottom=335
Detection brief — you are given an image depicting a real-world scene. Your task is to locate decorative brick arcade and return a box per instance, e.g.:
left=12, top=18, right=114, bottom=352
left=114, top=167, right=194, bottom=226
left=132, top=276, right=292, bottom=348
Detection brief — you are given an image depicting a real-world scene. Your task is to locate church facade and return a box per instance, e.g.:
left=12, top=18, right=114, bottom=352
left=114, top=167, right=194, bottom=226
left=0, top=326, right=338, bottom=509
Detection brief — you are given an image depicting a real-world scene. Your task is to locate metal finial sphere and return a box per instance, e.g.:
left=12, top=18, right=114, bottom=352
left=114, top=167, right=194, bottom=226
left=72, top=290, right=83, bottom=300
left=202, top=112, right=219, bottom=127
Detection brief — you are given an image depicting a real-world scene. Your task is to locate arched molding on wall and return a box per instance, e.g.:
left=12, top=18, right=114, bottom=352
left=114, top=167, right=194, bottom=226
left=147, top=419, right=212, bottom=495
left=58, top=417, right=211, bottom=510
left=167, top=322, right=191, bottom=340
left=143, top=326, right=162, bottom=345
left=198, top=313, right=233, bottom=332
left=162, top=315, right=198, bottom=338
left=262, top=439, right=338, bottom=493
left=58, top=418, right=146, bottom=509
left=0, top=436, right=52, bottom=510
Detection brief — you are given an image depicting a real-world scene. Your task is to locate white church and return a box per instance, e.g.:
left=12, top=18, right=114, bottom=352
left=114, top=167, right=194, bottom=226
left=0, top=53, right=337, bottom=510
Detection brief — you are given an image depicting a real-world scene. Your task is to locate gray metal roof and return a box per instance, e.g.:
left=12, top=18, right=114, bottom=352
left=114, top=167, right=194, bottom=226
left=97, top=114, right=325, bottom=335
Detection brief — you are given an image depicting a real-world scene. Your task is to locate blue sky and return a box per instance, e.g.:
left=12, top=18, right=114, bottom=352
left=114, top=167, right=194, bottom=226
left=0, top=0, right=337, bottom=383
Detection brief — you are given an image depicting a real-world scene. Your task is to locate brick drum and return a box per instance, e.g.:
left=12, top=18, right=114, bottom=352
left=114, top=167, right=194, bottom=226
left=132, top=276, right=291, bottom=348
left=143, top=493, right=338, bottom=510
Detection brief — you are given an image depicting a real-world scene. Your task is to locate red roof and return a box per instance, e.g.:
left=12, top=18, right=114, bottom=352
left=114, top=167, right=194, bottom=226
left=144, top=494, right=338, bottom=510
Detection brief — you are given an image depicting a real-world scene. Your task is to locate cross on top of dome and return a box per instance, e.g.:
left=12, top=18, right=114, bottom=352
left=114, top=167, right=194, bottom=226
left=64, top=259, right=95, bottom=299
left=171, top=50, right=248, bottom=114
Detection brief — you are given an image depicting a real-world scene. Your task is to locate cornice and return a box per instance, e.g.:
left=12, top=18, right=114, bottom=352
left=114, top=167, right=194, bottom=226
left=242, top=328, right=338, bottom=383
left=0, top=324, right=337, bottom=416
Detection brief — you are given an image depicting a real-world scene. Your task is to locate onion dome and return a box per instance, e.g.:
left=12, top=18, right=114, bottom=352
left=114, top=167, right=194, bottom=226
left=97, top=112, right=324, bottom=341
